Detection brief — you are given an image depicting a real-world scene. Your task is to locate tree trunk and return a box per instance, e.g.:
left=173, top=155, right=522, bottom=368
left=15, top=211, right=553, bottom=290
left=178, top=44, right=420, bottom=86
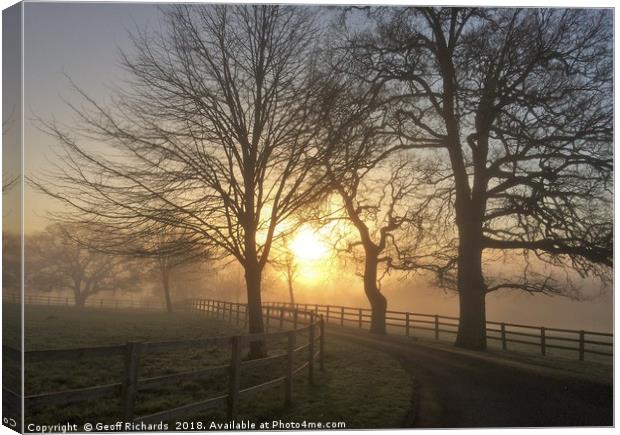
left=74, top=292, right=86, bottom=307
left=454, top=226, right=487, bottom=350
left=287, top=266, right=295, bottom=307
left=161, top=266, right=173, bottom=313
left=245, top=259, right=266, bottom=358
left=364, top=252, right=387, bottom=334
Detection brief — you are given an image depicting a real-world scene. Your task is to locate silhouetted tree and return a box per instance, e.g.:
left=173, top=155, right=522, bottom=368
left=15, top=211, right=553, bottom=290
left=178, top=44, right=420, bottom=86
left=270, top=234, right=299, bottom=306
left=312, top=51, right=433, bottom=334
left=2, top=232, right=20, bottom=293
left=34, top=5, right=329, bottom=357
left=77, top=223, right=211, bottom=313
left=343, top=8, right=612, bottom=349
left=26, top=224, right=142, bottom=306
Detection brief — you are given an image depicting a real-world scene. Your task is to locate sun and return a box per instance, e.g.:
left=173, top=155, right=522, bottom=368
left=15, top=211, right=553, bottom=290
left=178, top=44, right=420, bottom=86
left=290, top=226, right=328, bottom=262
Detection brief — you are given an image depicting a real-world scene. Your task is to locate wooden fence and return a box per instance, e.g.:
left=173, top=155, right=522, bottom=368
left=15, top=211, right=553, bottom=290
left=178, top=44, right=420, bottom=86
left=5, top=300, right=324, bottom=422
left=263, top=301, right=612, bottom=362
left=3, top=293, right=166, bottom=311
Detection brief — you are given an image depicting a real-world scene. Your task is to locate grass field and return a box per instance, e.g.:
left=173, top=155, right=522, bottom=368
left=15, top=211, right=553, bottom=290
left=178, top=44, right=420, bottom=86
left=16, top=305, right=414, bottom=429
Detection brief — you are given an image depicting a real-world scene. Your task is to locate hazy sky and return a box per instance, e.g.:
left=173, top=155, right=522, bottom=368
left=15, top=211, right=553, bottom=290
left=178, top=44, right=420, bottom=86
left=23, top=2, right=160, bottom=232
left=12, top=2, right=614, bottom=332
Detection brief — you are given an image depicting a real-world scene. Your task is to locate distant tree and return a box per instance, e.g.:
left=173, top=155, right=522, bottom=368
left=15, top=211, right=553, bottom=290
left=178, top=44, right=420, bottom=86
left=343, top=8, right=613, bottom=349
left=26, top=224, right=141, bottom=306
left=270, top=234, right=299, bottom=306
left=34, top=5, right=329, bottom=357
left=74, top=223, right=211, bottom=313
left=2, top=232, right=20, bottom=293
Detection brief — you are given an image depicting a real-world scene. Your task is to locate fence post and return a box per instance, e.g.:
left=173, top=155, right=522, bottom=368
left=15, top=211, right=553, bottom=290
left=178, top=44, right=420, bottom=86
left=227, top=336, right=242, bottom=420
left=308, top=314, right=315, bottom=385
left=279, top=308, right=285, bottom=330
left=122, top=342, right=141, bottom=420
left=235, top=304, right=240, bottom=325
left=285, top=331, right=296, bottom=406
left=326, top=306, right=330, bottom=323
left=358, top=309, right=362, bottom=329
left=229, top=303, right=233, bottom=322
left=434, top=315, right=439, bottom=340
left=266, top=307, right=271, bottom=332
left=293, top=310, right=298, bottom=330
left=319, top=316, right=325, bottom=371
left=540, top=327, right=546, bottom=356
left=579, top=330, right=585, bottom=361
left=405, top=312, right=410, bottom=336
left=315, top=304, right=318, bottom=314
left=340, top=306, right=344, bottom=326
left=501, top=323, right=507, bottom=351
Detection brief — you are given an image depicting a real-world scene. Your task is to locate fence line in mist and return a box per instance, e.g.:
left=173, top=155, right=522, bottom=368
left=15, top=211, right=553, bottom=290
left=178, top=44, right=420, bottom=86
left=7, top=292, right=611, bottom=362
left=3, top=293, right=165, bottom=311
left=262, top=301, right=612, bottom=362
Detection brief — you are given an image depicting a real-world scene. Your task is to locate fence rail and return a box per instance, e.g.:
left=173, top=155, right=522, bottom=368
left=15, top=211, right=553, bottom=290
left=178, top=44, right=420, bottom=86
left=3, top=293, right=166, bottom=311
left=263, top=301, right=612, bottom=362
left=10, top=300, right=325, bottom=422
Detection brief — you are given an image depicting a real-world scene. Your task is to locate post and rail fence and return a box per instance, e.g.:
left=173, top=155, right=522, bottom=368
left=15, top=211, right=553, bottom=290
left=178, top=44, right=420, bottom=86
left=3, top=292, right=166, bottom=311
left=6, top=292, right=611, bottom=362
left=261, top=301, right=612, bottom=362
left=3, top=300, right=325, bottom=422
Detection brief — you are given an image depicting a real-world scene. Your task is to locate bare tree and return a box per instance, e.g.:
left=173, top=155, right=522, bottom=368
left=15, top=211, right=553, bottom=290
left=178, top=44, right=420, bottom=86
left=269, top=234, right=299, bottom=306
left=312, top=65, right=432, bottom=334
left=80, top=223, right=211, bottom=313
left=2, top=232, right=20, bottom=293
left=26, top=224, right=142, bottom=306
left=343, top=8, right=613, bottom=349
left=34, top=5, right=329, bottom=357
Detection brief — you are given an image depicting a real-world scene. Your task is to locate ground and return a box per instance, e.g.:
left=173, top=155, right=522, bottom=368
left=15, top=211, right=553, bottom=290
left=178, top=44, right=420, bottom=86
left=8, top=304, right=613, bottom=429
left=330, top=327, right=612, bottom=427
left=15, top=305, right=414, bottom=429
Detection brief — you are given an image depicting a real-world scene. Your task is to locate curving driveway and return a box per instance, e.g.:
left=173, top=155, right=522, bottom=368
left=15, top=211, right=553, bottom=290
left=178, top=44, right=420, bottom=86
left=328, top=327, right=613, bottom=428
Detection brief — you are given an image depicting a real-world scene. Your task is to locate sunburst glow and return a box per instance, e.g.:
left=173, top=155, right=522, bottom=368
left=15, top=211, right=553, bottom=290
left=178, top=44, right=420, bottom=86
left=290, top=226, right=329, bottom=262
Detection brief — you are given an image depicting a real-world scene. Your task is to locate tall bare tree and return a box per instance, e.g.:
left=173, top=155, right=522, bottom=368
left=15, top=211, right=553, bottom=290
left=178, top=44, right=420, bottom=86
left=312, top=64, right=432, bottom=333
left=35, top=5, right=329, bottom=356
left=343, top=8, right=613, bottom=349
